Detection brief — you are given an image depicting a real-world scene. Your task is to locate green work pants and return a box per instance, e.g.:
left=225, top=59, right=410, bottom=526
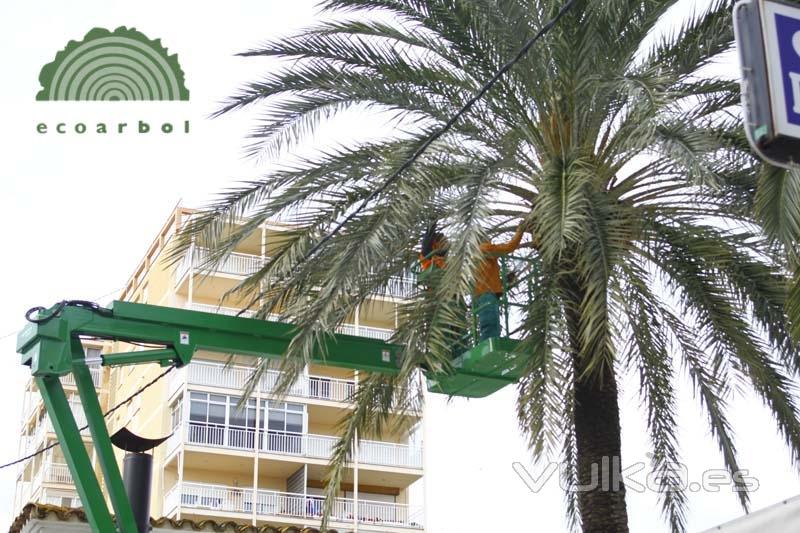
left=476, top=292, right=501, bottom=340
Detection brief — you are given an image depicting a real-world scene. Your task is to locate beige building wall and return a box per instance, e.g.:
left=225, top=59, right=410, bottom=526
left=14, top=206, right=425, bottom=533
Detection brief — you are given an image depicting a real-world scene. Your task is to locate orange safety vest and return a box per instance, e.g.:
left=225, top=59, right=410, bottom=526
left=474, top=227, right=524, bottom=296
left=419, top=254, right=446, bottom=271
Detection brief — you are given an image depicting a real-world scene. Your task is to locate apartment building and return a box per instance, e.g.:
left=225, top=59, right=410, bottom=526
left=14, top=206, right=425, bottom=532
left=15, top=347, right=106, bottom=511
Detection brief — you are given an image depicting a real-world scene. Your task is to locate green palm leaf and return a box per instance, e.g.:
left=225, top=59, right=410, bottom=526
left=175, top=1, right=800, bottom=531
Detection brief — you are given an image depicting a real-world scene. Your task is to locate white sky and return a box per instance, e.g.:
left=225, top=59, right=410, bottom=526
left=1, top=1, right=799, bottom=532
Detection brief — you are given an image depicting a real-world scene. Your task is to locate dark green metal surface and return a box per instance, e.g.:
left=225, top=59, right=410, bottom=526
left=71, top=339, right=139, bottom=533
left=19, top=301, right=403, bottom=375
left=426, top=337, right=525, bottom=398
left=36, top=375, right=117, bottom=532
left=17, top=299, right=525, bottom=532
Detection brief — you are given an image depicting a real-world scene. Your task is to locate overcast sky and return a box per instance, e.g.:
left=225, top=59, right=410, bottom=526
left=1, top=1, right=799, bottom=532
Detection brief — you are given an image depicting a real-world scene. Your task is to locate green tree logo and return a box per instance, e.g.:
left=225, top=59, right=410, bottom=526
left=36, top=26, right=189, bottom=101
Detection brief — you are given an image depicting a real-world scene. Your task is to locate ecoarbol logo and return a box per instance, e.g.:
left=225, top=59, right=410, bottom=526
left=37, top=26, right=188, bottom=101
left=35, top=26, right=190, bottom=136
left=36, top=120, right=190, bottom=135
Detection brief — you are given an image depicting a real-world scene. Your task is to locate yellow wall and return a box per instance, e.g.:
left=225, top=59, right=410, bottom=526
left=17, top=205, right=422, bottom=527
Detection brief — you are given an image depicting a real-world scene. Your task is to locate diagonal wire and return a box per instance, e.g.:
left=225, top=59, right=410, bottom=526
left=0, top=364, right=176, bottom=470
left=301, top=0, right=578, bottom=261
left=233, top=0, right=578, bottom=318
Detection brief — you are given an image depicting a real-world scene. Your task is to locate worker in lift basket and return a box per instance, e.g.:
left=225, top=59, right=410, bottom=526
left=418, top=224, right=469, bottom=358
left=474, top=221, right=527, bottom=341
left=418, top=224, right=448, bottom=284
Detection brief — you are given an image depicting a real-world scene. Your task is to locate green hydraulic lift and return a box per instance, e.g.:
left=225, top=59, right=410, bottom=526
left=16, top=299, right=526, bottom=532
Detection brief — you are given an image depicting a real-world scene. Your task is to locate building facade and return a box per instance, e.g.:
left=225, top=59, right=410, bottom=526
left=14, top=206, right=424, bottom=532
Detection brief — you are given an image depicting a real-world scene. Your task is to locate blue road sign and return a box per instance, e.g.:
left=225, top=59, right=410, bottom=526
left=775, top=14, right=800, bottom=127
left=735, top=0, right=800, bottom=168
left=763, top=1, right=800, bottom=139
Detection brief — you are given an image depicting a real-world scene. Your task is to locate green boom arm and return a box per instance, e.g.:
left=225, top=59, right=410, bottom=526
left=16, top=301, right=403, bottom=533
left=16, top=299, right=525, bottom=532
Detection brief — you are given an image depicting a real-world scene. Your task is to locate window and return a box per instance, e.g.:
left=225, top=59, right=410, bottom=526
left=188, top=392, right=226, bottom=445
left=265, top=401, right=305, bottom=454
left=182, top=392, right=306, bottom=451
left=266, top=402, right=304, bottom=432
left=228, top=397, right=259, bottom=429
left=170, top=398, right=182, bottom=431
left=227, top=396, right=259, bottom=449
left=189, top=392, right=226, bottom=424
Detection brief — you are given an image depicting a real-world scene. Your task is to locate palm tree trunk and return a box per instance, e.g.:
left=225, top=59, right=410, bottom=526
left=573, top=359, right=629, bottom=532
left=564, top=277, right=629, bottom=533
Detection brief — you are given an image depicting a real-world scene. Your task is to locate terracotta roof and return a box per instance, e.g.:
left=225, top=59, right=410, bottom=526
left=9, top=503, right=344, bottom=533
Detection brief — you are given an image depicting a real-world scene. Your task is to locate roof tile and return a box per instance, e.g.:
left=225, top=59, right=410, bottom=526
left=9, top=503, right=342, bottom=533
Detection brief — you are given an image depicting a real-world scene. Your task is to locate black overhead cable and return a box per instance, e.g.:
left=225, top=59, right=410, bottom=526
left=234, top=0, right=578, bottom=319
left=301, top=0, right=578, bottom=261
left=0, top=365, right=176, bottom=470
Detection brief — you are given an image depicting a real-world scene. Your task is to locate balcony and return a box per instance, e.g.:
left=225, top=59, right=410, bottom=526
left=177, top=247, right=415, bottom=299
left=165, top=482, right=424, bottom=529
left=59, top=365, right=102, bottom=388
left=335, top=322, right=394, bottom=341
left=176, top=247, right=264, bottom=281
left=167, top=424, right=422, bottom=470
left=21, top=367, right=102, bottom=428
left=168, top=360, right=422, bottom=420
left=187, top=302, right=257, bottom=318
left=40, top=491, right=81, bottom=508
left=25, top=406, right=89, bottom=457
left=168, top=360, right=358, bottom=404
left=359, top=438, right=424, bottom=469
left=33, top=463, right=74, bottom=486
left=19, top=436, right=32, bottom=458
left=187, top=302, right=394, bottom=341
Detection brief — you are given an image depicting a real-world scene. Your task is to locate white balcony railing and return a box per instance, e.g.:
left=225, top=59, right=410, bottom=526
left=177, top=247, right=265, bottom=281
left=186, top=302, right=393, bottom=341
left=177, top=424, right=337, bottom=459
left=262, top=430, right=337, bottom=459
left=184, top=360, right=259, bottom=392
left=21, top=392, right=38, bottom=428
left=21, top=368, right=102, bottom=431
left=16, top=481, right=32, bottom=508
left=164, top=427, right=182, bottom=459
left=41, top=492, right=81, bottom=508
left=19, top=436, right=32, bottom=458
left=42, top=408, right=89, bottom=435
left=171, top=424, right=421, bottom=469
left=187, top=302, right=256, bottom=318
left=386, top=275, right=416, bottom=299
left=177, top=247, right=415, bottom=299
left=26, top=404, right=89, bottom=457
left=165, top=482, right=423, bottom=529
left=360, top=439, right=424, bottom=469
left=59, top=365, right=102, bottom=388
left=39, top=463, right=73, bottom=485
left=167, top=359, right=420, bottom=419
left=170, top=360, right=358, bottom=404
left=334, top=323, right=393, bottom=341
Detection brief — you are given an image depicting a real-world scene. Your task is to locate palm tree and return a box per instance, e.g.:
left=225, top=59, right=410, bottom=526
left=175, top=1, right=800, bottom=531
left=759, top=168, right=800, bottom=340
